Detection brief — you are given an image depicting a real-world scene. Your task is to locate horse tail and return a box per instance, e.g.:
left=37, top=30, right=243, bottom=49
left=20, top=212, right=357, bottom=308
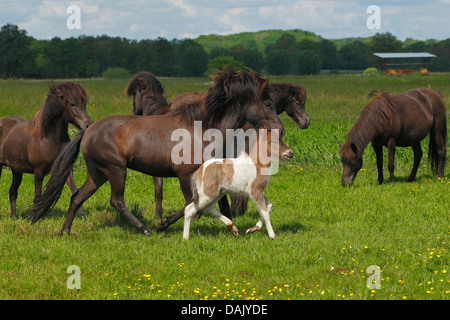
left=428, top=108, right=447, bottom=175
left=29, top=130, right=85, bottom=223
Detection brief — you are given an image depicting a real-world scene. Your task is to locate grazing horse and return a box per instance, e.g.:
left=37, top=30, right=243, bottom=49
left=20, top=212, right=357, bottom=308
left=339, top=88, right=447, bottom=186
left=30, top=69, right=285, bottom=236
left=183, top=128, right=294, bottom=240
left=0, top=82, right=92, bottom=218
left=230, top=82, right=309, bottom=216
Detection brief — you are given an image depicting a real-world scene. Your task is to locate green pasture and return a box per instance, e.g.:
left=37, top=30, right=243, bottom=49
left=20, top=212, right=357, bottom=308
left=0, top=74, right=448, bottom=300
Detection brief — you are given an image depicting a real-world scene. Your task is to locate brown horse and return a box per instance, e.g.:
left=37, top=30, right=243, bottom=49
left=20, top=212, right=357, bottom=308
left=125, top=71, right=171, bottom=218
left=125, top=73, right=308, bottom=220
left=0, top=82, right=92, bottom=218
left=230, top=82, right=309, bottom=216
left=30, top=69, right=285, bottom=236
left=339, top=88, right=447, bottom=186
left=125, top=71, right=170, bottom=116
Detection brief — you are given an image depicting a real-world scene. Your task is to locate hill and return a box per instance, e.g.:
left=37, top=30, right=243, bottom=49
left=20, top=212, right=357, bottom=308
left=195, top=29, right=324, bottom=53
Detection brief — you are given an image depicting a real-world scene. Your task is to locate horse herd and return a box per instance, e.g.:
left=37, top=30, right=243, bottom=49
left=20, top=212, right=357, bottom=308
left=0, top=69, right=447, bottom=239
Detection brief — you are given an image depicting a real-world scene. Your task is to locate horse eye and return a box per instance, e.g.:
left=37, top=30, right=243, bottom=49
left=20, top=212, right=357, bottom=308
left=264, top=101, right=271, bottom=107
left=71, top=103, right=76, bottom=107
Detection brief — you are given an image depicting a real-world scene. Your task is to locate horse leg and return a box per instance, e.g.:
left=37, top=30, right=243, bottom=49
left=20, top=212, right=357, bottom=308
left=204, top=203, right=239, bottom=236
left=372, top=143, right=384, bottom=184
left=247, top=193, right=275, bottom=238
left=230, top=195, right=249, bottom=217
left=408, top=143, right=422, bottom=182
left=434, top=118, right=447, bottom=178
left=9, top=170, right=23, bottom=219
left=218, top=195, right=232, bottom=219
left=183, top=202, right=199, bottom=240
left=65, top=168, right=87, bottom=220
left=61, top=168, right=106, bottom=235
left=387, top=138, right=396, bottom=183
left=108, top=166, right=151, bottom=236
left=156, top=175, right=193, bottom=232
left=153, top=176, right=163, bottom=221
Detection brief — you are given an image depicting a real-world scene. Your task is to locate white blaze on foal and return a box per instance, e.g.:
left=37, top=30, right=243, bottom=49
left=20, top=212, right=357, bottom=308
left=183, top=129, right=293, bottom=239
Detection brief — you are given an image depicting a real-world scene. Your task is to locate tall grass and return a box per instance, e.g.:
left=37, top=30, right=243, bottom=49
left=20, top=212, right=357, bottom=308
left=0, top=74, right=448, bottom=300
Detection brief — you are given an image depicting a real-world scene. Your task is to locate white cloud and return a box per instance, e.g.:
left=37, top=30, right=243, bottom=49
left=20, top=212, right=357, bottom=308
left=2, top=0, right=450, bottom=41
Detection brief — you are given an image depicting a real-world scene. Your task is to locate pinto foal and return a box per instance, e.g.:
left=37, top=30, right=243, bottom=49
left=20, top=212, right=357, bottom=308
left=183, top=129, right=294, bottom=239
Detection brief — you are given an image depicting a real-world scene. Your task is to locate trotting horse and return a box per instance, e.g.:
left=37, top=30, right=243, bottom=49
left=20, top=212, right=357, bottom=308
left=0, top=82, right=92, bottom=218
left=125, top=72, right=309, bottom=220
left=230, top=82, right=309, bottom=216
left=183, top=128, right=294, bottom=240
left=30, top=69, right=285, bottom=236
left=339, top=88, right=447, bottom=186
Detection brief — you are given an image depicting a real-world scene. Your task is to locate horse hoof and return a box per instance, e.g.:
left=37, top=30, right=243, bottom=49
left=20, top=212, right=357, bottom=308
left=228, top=224, right=239, bottom=235
left=142, top=229, right=152, bottom=236
left=155, top=221, right=166, bottom=233
left=246, top=227, right=257, bottom=234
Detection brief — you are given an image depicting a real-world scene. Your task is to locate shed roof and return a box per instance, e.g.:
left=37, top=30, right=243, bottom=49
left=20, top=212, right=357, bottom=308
left=373, top=52, right=436, bottom=59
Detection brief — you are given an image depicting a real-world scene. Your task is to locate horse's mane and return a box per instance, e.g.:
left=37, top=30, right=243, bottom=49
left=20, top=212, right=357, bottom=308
left=28, top=82, right=87, bottom=137
left=125, top=71, right=165, bottom=97
left=204, top=68, right=270, bottom=128
left=168, top=69, right=269, bottom=129
left=168, top=93, right=205, bottom=125
left=348, top=90, right=395, bottom=150
left=126, top=71, right=169, bottom=115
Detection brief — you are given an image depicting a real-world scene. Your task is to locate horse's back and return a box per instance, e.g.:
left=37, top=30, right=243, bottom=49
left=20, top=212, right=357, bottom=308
left=0, top=116, right=27, bottom=148
left=81, top=114, right=181, bottom=174
left=392, top=88, right=442, bottom=146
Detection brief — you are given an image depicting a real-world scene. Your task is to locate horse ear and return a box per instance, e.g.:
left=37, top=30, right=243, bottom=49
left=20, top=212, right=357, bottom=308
left=350, top=143, right=358, bottom=155
left=338, top=142, right=344, bottom=148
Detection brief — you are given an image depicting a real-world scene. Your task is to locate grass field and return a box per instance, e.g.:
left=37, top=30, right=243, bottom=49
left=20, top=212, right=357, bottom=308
left=0, top=73, right=448, bottom=301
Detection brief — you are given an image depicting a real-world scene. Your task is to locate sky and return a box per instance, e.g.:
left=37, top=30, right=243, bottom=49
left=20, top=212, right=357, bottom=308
left=0, top=0, right=449, bottom=41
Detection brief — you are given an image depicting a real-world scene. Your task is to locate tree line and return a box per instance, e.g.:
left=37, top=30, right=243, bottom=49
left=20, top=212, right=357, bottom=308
left=1, top=23, right=449, bottom=79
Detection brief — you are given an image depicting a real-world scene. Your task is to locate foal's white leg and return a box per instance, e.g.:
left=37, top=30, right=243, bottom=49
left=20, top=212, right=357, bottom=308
left=247, top=194, right=275, bottom=238
left=204, top=204, right=239, bottom=235
left=183, top=202, right=198, bottom=240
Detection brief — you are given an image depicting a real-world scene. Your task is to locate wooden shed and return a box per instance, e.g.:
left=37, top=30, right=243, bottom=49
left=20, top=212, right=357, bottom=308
left=373, top=52, right=436, bottom=75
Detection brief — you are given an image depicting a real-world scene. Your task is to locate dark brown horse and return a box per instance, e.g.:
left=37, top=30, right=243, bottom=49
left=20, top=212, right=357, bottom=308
left=0, top=82, right=92, bottom=218
left=125, top=73, right=309, bottom=220
left=125, top=71, right=170, bottom=116
left=30, top=69, right=285, bottom=236
left=125, top=71, right=171, bottom=219
left=230, top=82, right=309, bottom=216
left=339, top=88, right=447, bottom=186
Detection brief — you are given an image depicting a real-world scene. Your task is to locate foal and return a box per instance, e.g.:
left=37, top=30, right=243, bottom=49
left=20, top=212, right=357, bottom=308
left=183, top=129, right=294, bottom=240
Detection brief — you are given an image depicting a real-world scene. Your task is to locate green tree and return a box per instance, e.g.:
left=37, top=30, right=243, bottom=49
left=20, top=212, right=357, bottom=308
left=0, top=24, right=36, bottom=78
left=238, top=47, right=264, bottom=72
left=178, top=39, right=208, bottom=77
left=338, top=41, right=369, bottom=70
left=369, top=32, right=402, bottom=53
left=429, top=39, right=450, bottom=71
left=292, top=50, right=323, bottom=74
left=266, top=49, right=291, bottom=75
left=205, top=56, right=245, bottom=75
left=319, top=39, right=339, bottom=69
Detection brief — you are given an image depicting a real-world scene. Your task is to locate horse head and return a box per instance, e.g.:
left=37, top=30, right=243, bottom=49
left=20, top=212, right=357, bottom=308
left=339, top=141, right=363, bottom=186
left=283, top=84, right=309, bottom=129
left=206, top=68, right=285, bottom=136
left=126, top=71, right=168, bottom=116
left=51, top=82, right=92, bottom=130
